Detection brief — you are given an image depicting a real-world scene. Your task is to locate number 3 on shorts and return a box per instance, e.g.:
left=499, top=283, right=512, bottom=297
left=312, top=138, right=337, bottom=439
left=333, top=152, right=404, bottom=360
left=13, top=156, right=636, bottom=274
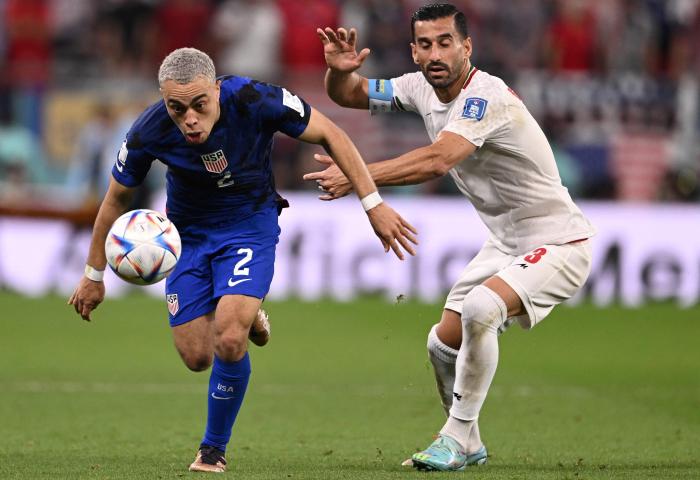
left=524, top=247, right=547, bottom=264
left=233, top=248, right=253, bottom=276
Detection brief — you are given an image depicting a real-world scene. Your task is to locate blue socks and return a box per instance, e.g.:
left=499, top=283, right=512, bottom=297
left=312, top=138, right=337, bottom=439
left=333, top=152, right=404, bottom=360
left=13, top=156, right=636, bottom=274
left=201, top=353, right=251, bottom=452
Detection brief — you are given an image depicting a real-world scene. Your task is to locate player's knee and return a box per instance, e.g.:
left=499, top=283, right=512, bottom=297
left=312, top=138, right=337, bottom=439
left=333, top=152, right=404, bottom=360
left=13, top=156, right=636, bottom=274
left=427, top=324, right=459, bottom=361
left=431, top=310, right=462, bottom=350
left=181, top=352, right=213, bottom=372
left=215, top=330, right=248, bottom=362
left=462, top=285, right=508, bottom=335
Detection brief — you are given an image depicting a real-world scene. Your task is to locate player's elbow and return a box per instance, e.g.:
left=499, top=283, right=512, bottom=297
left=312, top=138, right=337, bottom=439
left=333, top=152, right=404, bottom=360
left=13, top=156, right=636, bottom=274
left=326, top=83, right=367, bottom=109
left=318, top=120, right=347, bottom=152
left=328, top=91, right=358, bottom=109
left=327, top=89, right=345, bottom=106
left=102, top=182, right=135, bottom=212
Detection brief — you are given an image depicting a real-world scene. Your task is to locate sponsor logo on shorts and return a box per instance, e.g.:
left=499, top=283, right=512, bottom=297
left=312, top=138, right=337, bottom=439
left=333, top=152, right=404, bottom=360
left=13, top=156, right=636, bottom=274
left=227, top=278, right=251, bottom=288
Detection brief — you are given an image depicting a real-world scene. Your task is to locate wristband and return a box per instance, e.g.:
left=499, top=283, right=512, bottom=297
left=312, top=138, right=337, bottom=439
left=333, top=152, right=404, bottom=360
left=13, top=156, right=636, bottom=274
left=360, top=192, right=383, bottom=212
left=84, top=264, right=105, bottom=282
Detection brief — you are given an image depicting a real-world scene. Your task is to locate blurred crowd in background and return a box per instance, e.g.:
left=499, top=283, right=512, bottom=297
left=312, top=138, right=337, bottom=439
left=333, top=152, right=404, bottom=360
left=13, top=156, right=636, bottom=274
left=1, top=0, right=699, bottom=210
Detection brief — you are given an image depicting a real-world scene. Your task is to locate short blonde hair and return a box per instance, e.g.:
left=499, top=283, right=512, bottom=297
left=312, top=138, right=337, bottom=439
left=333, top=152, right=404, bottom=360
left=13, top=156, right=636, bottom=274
left=158, top=47, right=216, bottom=86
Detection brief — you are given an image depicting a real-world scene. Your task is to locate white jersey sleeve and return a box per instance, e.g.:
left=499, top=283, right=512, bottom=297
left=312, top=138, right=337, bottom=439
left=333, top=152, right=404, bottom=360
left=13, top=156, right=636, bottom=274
left=441, top=88, right=511, bottom=147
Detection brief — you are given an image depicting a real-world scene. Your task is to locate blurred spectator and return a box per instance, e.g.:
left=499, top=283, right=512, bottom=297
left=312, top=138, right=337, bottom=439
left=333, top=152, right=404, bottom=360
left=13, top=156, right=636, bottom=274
left=0, top=102, right=47, bottom=192
left=597, top=0, right=660, bottom=75
left=93, top=0, right=157, bottom=79
left=0, top=0, right=6, bottom=59
left=51, top=0, right=95, bottom=78
left=64, top=102, right=123, bottom=203
left=4, top=0, right=52, bottom=86
left=64, top=100, right=163, bottom=208
left=544, top=0, right=601, bottom=73
left=153, top=0, right=214, bottom=63
left=360, top=0, right=414, bottom=78
left=487, top=0, right=547, bottom=81
left=3, top=0, right=52, bottom=134
left=211, top=0, right=282, bottom=81
left=277, top=0, right=339, bottom=72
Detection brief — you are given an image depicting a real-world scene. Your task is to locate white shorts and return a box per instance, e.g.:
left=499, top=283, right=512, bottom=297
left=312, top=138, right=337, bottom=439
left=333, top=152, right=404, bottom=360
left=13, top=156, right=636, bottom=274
left=444, top=238, right=592, bottom=329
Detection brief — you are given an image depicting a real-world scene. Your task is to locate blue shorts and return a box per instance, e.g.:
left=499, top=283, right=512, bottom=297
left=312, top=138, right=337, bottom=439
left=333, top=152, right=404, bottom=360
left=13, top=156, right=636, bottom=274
left=165, top=207, right=280, bottom=327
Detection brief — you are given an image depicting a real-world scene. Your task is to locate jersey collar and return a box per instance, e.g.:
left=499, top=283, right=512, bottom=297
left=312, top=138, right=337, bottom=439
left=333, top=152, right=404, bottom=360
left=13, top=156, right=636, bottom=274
left=462, top=65, right=478, bottom=90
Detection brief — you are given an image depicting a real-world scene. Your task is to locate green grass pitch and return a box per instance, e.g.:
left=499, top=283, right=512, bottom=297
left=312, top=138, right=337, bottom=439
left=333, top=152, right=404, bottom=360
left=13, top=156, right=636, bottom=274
left=1, top=292, right=698, bottom=479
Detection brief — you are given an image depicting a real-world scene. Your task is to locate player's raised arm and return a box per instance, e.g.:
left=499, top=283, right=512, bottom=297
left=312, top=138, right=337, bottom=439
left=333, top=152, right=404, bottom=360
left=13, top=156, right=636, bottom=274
left=68, top=178, right=135, bottom=321
left=298, top=107, right=417, bottom=260
left=317, top=27, right=371, bottom=109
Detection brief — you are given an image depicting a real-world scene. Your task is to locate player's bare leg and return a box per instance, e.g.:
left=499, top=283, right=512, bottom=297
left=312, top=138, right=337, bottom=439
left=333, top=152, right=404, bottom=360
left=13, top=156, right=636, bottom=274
left=213, top=295, right=261, bottom=361
left=172, top=312, right=216, bottom=371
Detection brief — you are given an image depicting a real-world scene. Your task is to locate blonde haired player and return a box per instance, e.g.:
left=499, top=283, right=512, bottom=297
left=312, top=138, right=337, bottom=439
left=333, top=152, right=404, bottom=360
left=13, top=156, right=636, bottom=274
left=69, top=47, right=417, bottom=474
left=305, top=3, right=596, bottom=471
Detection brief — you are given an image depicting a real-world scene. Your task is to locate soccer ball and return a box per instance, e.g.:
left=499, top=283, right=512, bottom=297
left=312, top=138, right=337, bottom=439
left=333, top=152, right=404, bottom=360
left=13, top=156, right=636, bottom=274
left=105, top=209, right=181, bottom=285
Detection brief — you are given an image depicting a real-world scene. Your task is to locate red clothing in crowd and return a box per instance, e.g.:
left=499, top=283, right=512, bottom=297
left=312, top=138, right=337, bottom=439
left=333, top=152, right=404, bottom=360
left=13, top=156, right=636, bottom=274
left=277, top=0, right=339, bottom=70
left=4, top=0, right=53, bottom=86
left=154, top=0, right=214, bottom=61
left=547, top=6, right=598, bottom=72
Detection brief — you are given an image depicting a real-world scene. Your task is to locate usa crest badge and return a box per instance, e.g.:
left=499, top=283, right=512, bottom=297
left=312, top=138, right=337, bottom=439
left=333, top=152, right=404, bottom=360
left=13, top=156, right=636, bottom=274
left=166, top=294, right=179, bottom=316
left=462, top=97, right=488, bottom=121
left=200, top=149, right=228, bottom=174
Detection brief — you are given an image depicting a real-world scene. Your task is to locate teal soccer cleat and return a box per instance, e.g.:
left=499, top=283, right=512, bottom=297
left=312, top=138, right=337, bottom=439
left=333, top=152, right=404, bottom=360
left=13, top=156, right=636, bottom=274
left=411, top=435, right=487, bottom=471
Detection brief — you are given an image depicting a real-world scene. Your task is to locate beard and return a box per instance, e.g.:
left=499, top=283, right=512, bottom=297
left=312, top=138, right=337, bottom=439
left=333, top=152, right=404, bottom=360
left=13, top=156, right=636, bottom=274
left=420, top=60, right=465, bottom=89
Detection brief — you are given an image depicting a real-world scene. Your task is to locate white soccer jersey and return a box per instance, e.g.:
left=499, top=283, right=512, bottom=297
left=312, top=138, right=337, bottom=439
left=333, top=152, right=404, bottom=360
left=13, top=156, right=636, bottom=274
left=370, top=67, right=595, bottom=254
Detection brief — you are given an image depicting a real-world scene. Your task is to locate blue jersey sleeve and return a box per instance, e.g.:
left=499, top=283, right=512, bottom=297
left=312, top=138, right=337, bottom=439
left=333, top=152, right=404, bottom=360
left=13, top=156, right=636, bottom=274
left=111, top=130, right=155, bottom=187
left=259, top=83, right=312, bottom=138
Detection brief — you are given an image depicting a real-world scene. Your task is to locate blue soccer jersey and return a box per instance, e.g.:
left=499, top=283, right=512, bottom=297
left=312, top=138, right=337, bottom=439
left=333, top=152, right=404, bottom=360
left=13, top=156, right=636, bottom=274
left=112, top=76, right=311, bottom=225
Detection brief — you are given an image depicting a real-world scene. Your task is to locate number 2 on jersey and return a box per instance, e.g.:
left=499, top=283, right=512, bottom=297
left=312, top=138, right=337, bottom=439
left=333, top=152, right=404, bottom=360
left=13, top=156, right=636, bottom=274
left=217, top=171, right=235, bottom=188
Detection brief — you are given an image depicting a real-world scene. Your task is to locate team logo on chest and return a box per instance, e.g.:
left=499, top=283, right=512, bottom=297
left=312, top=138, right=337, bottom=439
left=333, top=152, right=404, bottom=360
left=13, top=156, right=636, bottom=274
left=200, top=149, right=229, bottom=174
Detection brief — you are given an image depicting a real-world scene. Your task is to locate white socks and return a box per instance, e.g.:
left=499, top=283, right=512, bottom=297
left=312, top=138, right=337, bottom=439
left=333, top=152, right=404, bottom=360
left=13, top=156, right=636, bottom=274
left=427, top=324, right=459, bottom=416
left=439, top=416, right=484, bottom=453
left=441, top=285, right=507, bottom=449
left=450, top=285, right=506, bottom=420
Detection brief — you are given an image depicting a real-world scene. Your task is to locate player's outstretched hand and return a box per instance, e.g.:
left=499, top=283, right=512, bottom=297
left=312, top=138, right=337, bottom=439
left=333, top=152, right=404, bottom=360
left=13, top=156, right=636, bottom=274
left=68, top=277, right=105, bottom=322
left=303, top=154, right=353, bottom=200
left=317, top=27, right=370, bottom=73
left=366, top=203, right=418, bottom=261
